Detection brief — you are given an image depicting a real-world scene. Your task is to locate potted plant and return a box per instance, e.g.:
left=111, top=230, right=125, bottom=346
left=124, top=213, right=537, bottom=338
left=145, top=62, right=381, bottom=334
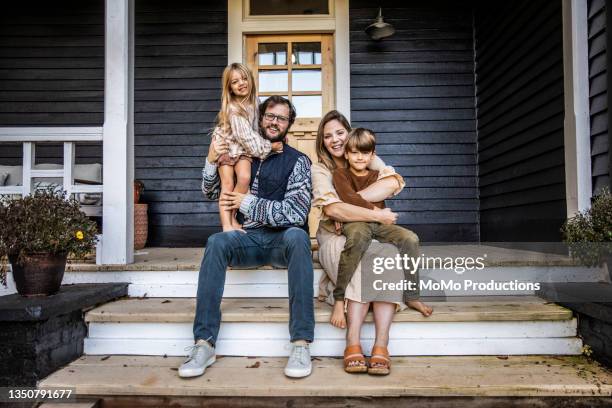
left=562, top=187, right=612, bottom=279
left=0, top=188, right=98, bottom=296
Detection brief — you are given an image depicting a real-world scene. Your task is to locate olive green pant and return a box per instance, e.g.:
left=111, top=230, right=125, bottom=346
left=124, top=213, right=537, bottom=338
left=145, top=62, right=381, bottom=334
left=334, top=221, right=420, bottom=303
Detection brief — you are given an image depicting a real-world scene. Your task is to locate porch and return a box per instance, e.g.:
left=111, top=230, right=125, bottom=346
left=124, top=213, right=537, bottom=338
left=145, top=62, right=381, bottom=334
left=0, top=0, right=603, bottom=263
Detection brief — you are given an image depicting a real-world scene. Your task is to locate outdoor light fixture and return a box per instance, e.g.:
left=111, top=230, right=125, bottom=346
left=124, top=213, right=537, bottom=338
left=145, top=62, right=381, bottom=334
left=365, top=8, right=395, bottom=40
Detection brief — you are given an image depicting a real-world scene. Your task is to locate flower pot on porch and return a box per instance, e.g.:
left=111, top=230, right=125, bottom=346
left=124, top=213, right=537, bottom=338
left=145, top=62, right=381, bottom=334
left=134, top=203, right=148, bottom=250
left=9, top=253, right=67, bottom=297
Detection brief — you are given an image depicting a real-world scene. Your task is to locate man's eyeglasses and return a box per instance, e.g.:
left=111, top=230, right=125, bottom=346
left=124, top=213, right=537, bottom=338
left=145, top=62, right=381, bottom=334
left=263, top=112, right=289, bottom=124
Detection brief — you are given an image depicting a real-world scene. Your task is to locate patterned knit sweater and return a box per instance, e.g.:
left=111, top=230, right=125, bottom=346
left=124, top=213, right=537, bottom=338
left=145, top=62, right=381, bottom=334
left=201, top=155, right=312, bottom=229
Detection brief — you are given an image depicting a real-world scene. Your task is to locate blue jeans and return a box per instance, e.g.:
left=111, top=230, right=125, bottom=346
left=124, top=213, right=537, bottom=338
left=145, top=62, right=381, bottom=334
left=193, top=226, right=314, bottom=346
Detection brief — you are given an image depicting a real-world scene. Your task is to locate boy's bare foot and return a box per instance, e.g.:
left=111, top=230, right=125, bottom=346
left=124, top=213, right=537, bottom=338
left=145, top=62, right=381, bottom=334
left=330, top=301, right=347, bottom=329
left=407, top=300, right=433, bottom=317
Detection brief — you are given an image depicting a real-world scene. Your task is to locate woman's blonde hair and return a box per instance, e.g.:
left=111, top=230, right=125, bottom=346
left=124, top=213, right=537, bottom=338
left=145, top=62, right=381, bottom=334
left=315, top=110, right=352, bottom=170
left=216, top=63, right=257, bottom=133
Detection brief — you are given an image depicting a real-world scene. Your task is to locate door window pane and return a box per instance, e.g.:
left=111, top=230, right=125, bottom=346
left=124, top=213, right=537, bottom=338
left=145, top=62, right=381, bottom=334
left=258, top=43, right=287, bottom=66
left=293, top=95, right=322, bottom=117
left=292, top=42, right=321, bottom=65
left=250, top=0, right=329, bottom=15
left=259, top=70, right=288, bottom=92
left=292, top=69, right=321, bottom=92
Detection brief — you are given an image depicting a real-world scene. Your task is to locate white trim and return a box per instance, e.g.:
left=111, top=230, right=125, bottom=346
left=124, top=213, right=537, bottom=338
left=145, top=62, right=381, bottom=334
left=243, top=0, right=334, bottom=20
left=63, top=142, right=75, bottom=194
left=102, top=0, right=134, bottom=265
left=22, top=142, right=33, bottom=196
left=227, top=0, right=351, bottom=118
left=0, top=127, right=103, bottom=142
left=563, top=0, right=592, bottom=216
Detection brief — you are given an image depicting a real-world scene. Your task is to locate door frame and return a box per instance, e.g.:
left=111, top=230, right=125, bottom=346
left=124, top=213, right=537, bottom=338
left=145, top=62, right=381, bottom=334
left=227, top=0, right=351, bottom=120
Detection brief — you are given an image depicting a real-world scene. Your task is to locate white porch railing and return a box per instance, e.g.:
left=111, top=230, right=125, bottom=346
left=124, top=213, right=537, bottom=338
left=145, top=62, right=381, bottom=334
left=0, top=127, right=105, bottom=262
left=0, top=127, right=104, bottom=217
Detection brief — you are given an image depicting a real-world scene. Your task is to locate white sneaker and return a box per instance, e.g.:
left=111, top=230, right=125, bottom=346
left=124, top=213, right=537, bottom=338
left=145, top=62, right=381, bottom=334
left=284, top=343, right=312, bottom=378
left=178, top=340, right=216, bottom=378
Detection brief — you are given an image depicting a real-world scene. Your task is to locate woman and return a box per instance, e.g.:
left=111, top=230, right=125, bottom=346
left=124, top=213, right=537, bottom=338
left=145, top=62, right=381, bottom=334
left=312, top=110, right=432, bottom=375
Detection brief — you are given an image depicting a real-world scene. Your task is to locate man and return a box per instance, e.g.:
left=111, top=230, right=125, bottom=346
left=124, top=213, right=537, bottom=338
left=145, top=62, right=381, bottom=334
left=178, top=96, right=315, bottom=379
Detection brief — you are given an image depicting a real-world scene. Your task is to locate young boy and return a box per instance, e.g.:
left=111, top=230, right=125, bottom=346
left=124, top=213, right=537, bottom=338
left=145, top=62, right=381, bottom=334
left=330, top=128, right=431, bottom=329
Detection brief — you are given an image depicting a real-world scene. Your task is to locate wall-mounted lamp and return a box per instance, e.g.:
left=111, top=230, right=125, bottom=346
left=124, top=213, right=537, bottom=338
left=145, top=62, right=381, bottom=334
left=365, top=8, right=395, bottom=41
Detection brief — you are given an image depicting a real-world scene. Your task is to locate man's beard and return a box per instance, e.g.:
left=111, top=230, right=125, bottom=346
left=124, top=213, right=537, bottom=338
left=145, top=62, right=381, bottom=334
left=262, top=124, right=288, bottom=143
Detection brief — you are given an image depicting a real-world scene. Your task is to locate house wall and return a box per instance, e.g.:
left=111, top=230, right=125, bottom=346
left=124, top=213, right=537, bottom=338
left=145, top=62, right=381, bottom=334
left=134, top=0, right=227, bottom=246
left=0, top=0, right=104, bottom=165
left=474, top=0, right=567, bottom=241
left=588, top=0, right=611, bottom=195
left=349, top=0, right=479, bottom=242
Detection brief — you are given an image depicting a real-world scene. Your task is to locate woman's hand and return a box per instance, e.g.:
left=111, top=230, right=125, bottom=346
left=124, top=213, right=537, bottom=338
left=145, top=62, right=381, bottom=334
left=207, top=134, right=229, bottom=163
left=374, top=208, right=398, bottom=225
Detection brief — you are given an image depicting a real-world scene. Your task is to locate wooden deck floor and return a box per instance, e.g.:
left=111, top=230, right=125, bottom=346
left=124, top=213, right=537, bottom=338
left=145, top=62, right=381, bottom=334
left=40, top=355, right=612, bottom=397
left=66, top=244, right=582, bottom=272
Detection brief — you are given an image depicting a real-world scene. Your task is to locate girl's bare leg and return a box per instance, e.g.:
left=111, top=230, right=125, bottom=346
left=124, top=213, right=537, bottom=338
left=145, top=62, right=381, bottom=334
left=371, top=301, right=395, bottom=368
left=218, top=165, right=237, bottom=232
left=345, top=300, right=370, bottom=368
left=231, top=158, right=251, bottom=229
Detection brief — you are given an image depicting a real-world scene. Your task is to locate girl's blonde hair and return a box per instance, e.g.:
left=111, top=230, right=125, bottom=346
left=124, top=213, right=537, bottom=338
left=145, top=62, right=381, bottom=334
left=216, top=63, right=257, bottom=133
left=315, top=110, right=352, bottom=170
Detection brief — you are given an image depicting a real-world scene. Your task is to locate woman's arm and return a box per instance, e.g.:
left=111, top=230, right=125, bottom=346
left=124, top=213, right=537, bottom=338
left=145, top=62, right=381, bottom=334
left=357, top=177, right=401, bottom=203
left=323, top=202, right=398, bottom=224
left=357, top=154, right=405, bottom=201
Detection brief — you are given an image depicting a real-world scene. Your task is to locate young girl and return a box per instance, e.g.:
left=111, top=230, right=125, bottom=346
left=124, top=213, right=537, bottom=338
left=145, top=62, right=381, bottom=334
left=213, top=63, right=282, bottom=231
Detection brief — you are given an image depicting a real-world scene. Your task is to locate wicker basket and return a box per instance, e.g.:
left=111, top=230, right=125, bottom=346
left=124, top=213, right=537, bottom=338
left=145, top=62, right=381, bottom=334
left=134, top=203, right=148, bottom=250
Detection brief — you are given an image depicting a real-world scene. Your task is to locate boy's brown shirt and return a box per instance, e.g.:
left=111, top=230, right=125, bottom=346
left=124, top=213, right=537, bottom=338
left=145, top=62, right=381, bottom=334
left=332, top=167, right=385, bottom=210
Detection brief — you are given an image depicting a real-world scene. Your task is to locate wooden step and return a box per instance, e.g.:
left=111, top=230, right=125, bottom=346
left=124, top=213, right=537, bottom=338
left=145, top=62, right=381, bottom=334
left=82, top=297, right=583, bottom=357
left=85, top=296, right=573, bottom=323
left=40, top=355, right=612, bottom=398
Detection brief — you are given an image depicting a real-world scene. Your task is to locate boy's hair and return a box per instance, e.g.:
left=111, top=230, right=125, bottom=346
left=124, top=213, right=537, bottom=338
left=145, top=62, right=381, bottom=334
left=345, top=128, right=376, bottom=153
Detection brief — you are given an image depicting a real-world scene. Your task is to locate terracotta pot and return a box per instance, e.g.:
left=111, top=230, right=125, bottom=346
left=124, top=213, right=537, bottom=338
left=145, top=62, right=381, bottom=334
left=134, top=203, right=148, bottom=250
left=134, top=181, right=144, bottom=204
left=9, top=253, right=67, bottom=297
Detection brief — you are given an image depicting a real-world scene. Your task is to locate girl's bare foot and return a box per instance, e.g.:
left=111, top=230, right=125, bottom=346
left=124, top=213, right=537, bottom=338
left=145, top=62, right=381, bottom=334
left=407, top=300, right=433, bottom=317
left=231, top=218, right=243, bottom=230
left=330, top=301, right=347, bottom=329
left=222, top=225, right=246, bottom=233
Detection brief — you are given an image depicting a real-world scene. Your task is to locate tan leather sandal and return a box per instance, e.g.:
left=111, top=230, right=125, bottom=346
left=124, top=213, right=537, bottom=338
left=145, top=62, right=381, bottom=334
left=368, top=345, right=391, bottom=375
left=343, top=344, right=368, bottom=373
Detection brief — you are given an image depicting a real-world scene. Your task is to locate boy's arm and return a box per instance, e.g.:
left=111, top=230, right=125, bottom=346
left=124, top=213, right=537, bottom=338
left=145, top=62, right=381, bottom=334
left=201, top=158, right=221, bottom=200
left=230, top=114, right=273, bottom=159
left=239, top=156, right=311, bottom=227
left=333, top=170, right=376, bottom=210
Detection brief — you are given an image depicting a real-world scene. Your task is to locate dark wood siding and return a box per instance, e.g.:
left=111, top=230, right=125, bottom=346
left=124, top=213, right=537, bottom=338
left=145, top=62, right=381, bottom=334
left=0, top=1, right=104, bottom=166
left=474, top=0, right=567, bottom=241
left=589, top=0, right=611, bottom=195
left=135, top=0, right=226, bottom=246
left=349, top=0, right=479, bottom=242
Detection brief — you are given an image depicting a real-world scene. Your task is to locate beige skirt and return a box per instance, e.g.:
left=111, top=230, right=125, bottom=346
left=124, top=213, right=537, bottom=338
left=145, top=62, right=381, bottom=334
left=316, top=227, right=407, bottom=311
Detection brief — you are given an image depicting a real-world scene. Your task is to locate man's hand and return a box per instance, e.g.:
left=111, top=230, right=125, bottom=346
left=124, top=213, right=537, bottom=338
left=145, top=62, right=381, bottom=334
left=207, top=133, right=230, bottom=163
left=271, top=141, right=284, bottom=153
left=220, top=191, right=246, bottom=210
left=375, top=208, right=398, bottom=225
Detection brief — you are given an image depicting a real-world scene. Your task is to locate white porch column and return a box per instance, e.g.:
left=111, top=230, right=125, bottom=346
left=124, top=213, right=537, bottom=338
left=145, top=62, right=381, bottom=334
left=562, top=0, right=592, bottom=216
left=102, top=0, right=135, bottom=264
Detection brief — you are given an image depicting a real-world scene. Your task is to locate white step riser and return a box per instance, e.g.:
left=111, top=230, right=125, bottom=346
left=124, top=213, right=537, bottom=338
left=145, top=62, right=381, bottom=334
left=85, top=338, right=582, bottom=357
left=84, top=320, right=582, bottom=357
left=1, top=266, right=608, bottom=298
